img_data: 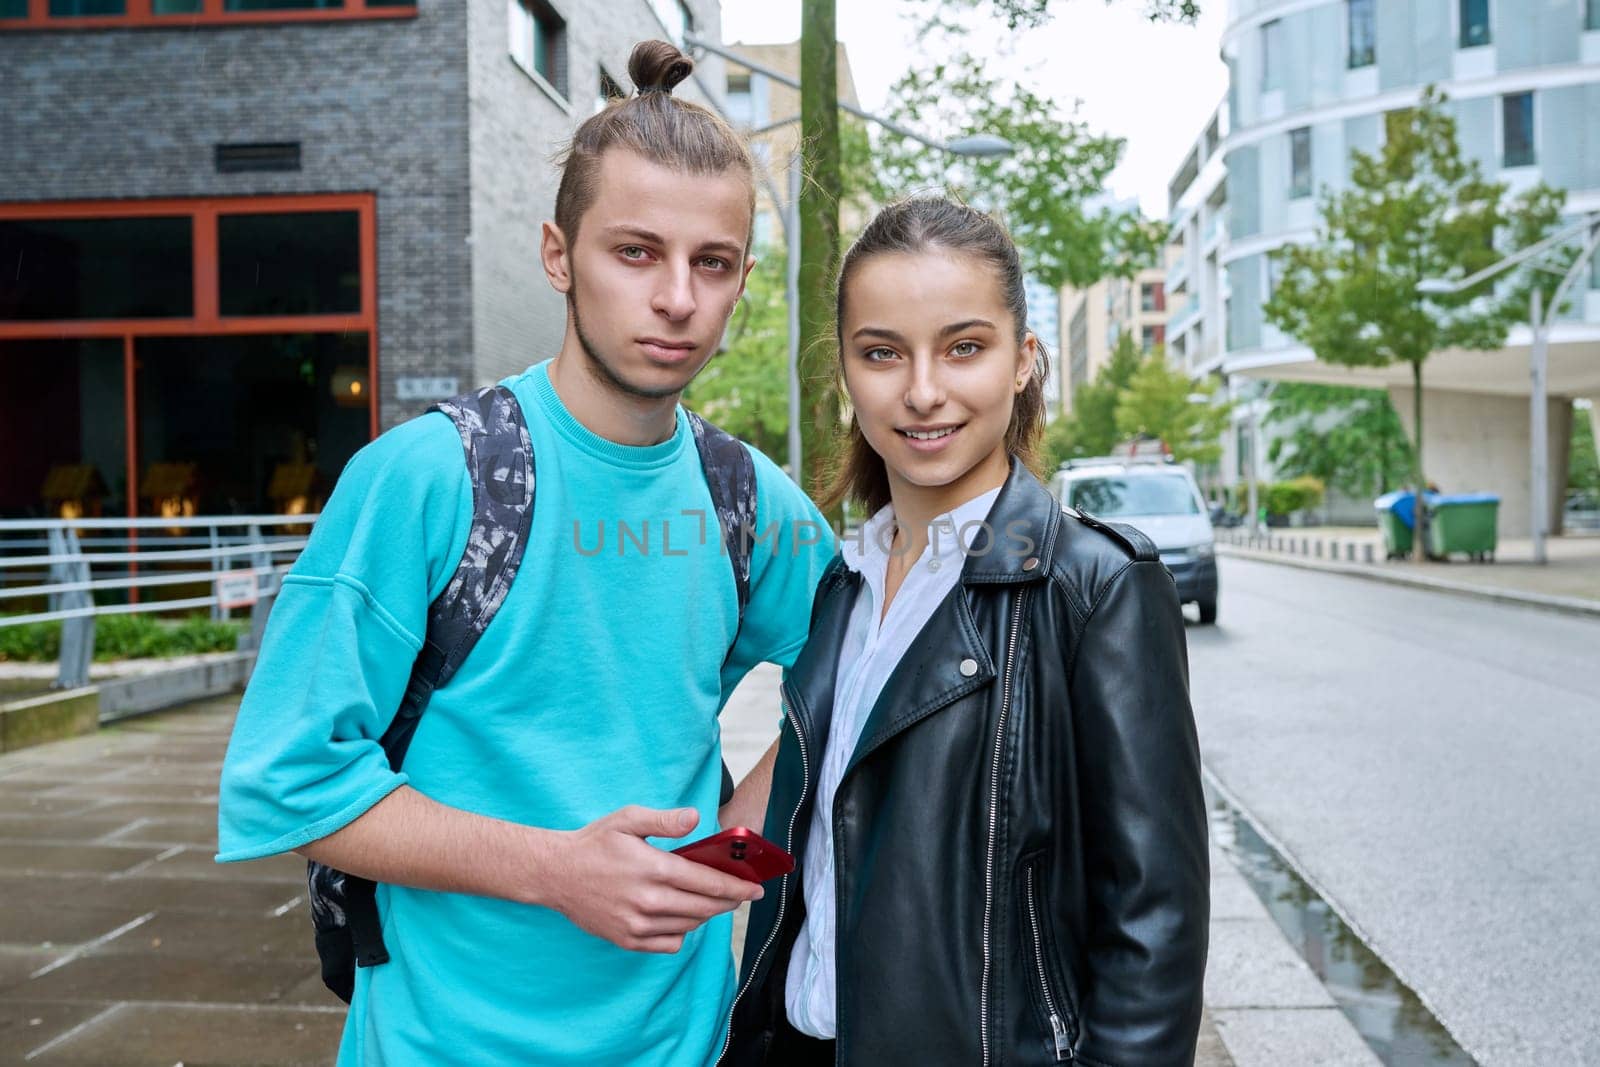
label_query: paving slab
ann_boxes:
[0,842,168,877]
[1211,1008,1381,1067]
[23,1003,347,1066]
[12,955,313,1006]
[0,1001,107,1063]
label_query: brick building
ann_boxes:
[0,0,725,519]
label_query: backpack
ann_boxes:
[306,384,758,1004]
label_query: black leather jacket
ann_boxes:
[723,462,1208,1067]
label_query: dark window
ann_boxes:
[649,0,692,42]
[1141,284,1158,312]
[727,72,754,127]
[0,217,192,321]
[218,211,359,317]
[136,332,370,515]
[1141,326,1160,352]
[1348,0,1376,68]
[1460,0,1490,48]
[224,0,342,9]
[1503,92,1535,167]
[0,339,128,518]
[511,0,567,98]
[48,0,124,13]
[1589,0,1600,31]
[1261,19,1284,90]
[1290,127,1313,198]
[1,0,30,15]
[153,0,202,11]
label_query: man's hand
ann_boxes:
[544,805,763,954]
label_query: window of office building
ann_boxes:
[649,0,692,44]
[509,0,567,98]
[1348,0,1376,68]
[1587,0,1600,31]
[596,67,624,114]
[1261,19,1284,90]
[1141,326,1164,352]
[1289,127,1312,199]
[5,0,410,28]
[726,72,754,128]
[1459,0,1490,48]
[1503,92,1535,167]
[0,195,376,519]
[1141,283,1163,313]
[0,216,193,320]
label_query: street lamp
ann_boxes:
[684,33,1016,482]
[1416,211,1600,564]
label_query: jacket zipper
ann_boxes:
[719,686,811,1063]
[1026,865,1073,1061]
[979,591,1028,1067]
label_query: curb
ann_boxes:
[1216,544,1600,619]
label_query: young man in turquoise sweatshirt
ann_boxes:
[217,42,833,1065]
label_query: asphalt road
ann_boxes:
[1188,557,1600,1066]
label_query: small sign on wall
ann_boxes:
[216,570,259,610]
[395,376,461,401]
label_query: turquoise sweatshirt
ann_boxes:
[217,360,834,1065]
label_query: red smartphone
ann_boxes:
[672,827,795,883]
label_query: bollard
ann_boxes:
[1347,543,1357,562]
[1363,543,1375,564]
[1315,541,1323,559]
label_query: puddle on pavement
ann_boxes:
[1208,789,1478,1066]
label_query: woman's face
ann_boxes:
[840,248,1035,503]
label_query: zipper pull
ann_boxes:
[1050,1013,1071,1061]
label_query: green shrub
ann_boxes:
[1264,476,1327,517]
[0,619,61,662]
[168,615,242,655]
[0,613,242,662]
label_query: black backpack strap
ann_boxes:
[349,384,536,968]
[686,411,757,622]
[685,412,758,809]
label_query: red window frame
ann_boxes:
[0,0,415,32]
[0,192,379,518]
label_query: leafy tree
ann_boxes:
[1114,350,1232,466]
[924,0,1200,29]
[866,50,1166,290]
[1042,333,1143,468]
[799,0,843,501]
[682,253,790,466]
[1262,87,1566,559]
[1264,382,1413,499]
[1571,403,1600,498]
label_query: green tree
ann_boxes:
[1263,383,1413,499]
[1114,350,1232,467]
[1042,334,1143,469]
[927,0,1200,29]
[682,253,790,465]
[1262,87,1566,560]
[799,0,843,501]
[867,50,1166,290]
[1571,403,1600,498]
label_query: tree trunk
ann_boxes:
[1411,359,1428,562]
[799,0,841,508]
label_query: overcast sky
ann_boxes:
[720,0,1228,220]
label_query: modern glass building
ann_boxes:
[1168,0,1600,532]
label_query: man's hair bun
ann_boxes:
[628,39,694,95]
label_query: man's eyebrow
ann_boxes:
[603,225,667,245]
[696,239,746,259]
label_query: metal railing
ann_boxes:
[0,514,317,690]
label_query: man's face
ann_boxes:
[544,149,755,400]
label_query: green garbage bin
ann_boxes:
[1374,491,1415,559]
[1425,493,1499,561]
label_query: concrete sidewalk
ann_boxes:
[0,673,1371,1065]
[1218,525,1600,615]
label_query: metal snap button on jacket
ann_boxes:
[959,658,979,677]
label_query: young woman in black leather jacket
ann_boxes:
[722,197,1209,1067]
